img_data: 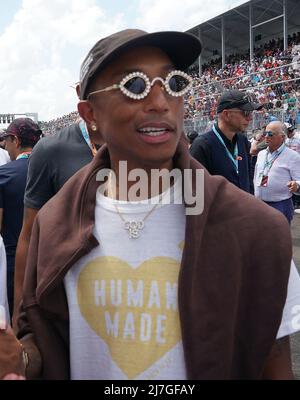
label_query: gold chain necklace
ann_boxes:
[107,174,166,239]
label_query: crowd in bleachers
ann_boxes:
[37,33,300,136]
[185,32,300,122]
[39,111,79,136]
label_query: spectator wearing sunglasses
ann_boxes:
[254,121,300,223]
[2,29,300,381]
[190,90,263,194]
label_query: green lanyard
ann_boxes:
[16,152,31,160]
[213,125,239,174]
[262,143,286,176]
[79,121,97,157]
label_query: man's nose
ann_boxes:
[143,81,170,113]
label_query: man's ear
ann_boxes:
[14,136,21,148]
[77,100,97,128]
[221,110,228,122]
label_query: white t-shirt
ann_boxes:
[277,260,300,339]
[64,182,300,380]
[0,149,10,166]
[65,180,187,380]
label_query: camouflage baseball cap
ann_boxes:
[2,118,42,144]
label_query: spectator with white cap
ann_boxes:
[285,122,300,154]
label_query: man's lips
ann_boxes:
[137,121,175,133]
[136,123,175,144]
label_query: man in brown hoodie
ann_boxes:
[0,29,298,380]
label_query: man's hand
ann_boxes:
[262,336,294,379]
[3,374,25,380]
[287,180,300,193]
[0,324,26,380]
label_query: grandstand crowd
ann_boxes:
[37,32,300,137]
[186,32,300,124]
[39,111,79,136]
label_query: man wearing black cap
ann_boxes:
[0,118,41,318]
[190,90,263,193]
[1,29,298,380]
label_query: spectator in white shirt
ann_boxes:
[285,123,300,154]
[0,148,10,167]
[284,123,300,210]
[254,121,300,223]
[0,132,10,165]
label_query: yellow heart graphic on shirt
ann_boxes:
[77,256,180,379]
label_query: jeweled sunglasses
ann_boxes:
[87,70,193,100]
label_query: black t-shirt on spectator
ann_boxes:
[24,123,94,209]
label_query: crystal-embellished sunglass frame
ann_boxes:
[87,70,193,100]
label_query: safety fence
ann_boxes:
[184,109,300,136]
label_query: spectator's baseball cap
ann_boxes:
[217,90,263,114]
[284,122,294,131]
[79,29,202,100]
[1,118,41,145]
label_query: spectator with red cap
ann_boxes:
[0,118,41,318]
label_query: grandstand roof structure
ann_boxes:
[187,0,300,72]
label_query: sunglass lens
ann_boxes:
[168,75,190,93]
[124,77,146,95]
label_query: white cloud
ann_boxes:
[0,0,125,120]
[135,0,248,32]
[0,0,248,120]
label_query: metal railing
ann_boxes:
[184,109,299,135]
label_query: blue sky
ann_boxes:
[0,0,247,120]
[0,1,21,34]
